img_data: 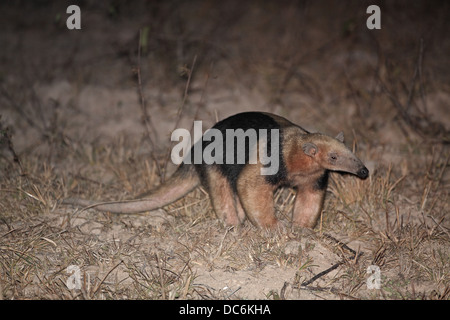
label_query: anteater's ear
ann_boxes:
[302,142,318,157]
[335,132,344,143]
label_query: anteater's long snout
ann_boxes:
[357,166,369,179]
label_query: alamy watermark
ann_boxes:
[66,5,81,30]
[366,5,381,30]
[170,121,280,176]
[66,265,82,290]
[66,265,95,291]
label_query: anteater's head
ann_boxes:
[302,132,369,179]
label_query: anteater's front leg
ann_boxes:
[291,187,326,228]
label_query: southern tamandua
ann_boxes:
[63,112,369,229]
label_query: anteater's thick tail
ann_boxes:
[63,164,199,214]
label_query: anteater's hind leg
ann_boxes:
[292,172,328,228]
[205,168,243,226]
[291,187,326,228]
[236,165,279,229]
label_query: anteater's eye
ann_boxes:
[329,153,337,161]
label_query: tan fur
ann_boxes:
[63,165,199,213]
[292,187,326,228]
